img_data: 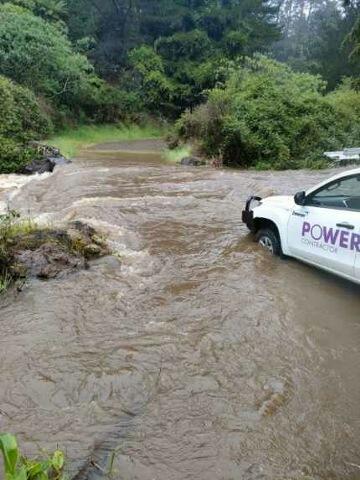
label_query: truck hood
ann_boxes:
[260,195,294,209]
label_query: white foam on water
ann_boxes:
[71,195,173,208]
[70,197,124,207]
[64,216,151,266]
[0,172,52,213]
[32,212,56,227]
[0,201,7,213]
[66,217,127,237]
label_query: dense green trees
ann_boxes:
[0,3,102,117]
[5,0,68,21]
[175,56,360,169]
[0,1,132,171]
[67,0,280,70]
[0,0,283,122]
[0,0,358,172]
[274,0,360,88]
[65,0,281,113]
[0,1,101,172]
[344,0,360,59]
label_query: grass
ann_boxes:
[47,123,166,158]
[0,210,37,253]
[0,270,12,294]
[0,210,39,294]
[163,145,192,163]
[0,209,44,295]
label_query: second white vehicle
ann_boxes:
[242,168,360,284]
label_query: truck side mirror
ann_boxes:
[294,191,307,206]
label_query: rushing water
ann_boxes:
[0,142,359,480]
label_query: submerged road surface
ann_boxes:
[0,142,359,480]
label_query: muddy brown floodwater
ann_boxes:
[0,141,360,480]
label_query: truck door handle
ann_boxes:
[292,211,307,218]
[336,222,355,230]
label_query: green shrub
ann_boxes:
[78,80,141,124]
[0,2,143,125]
[0,3,101,115]
[0,76,52,142]
[0,137,36,174]
[0,75,51,173]
[326,78,360,146]
[0,432,65,479]
[175,55,360,169]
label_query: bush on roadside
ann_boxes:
[0,76,52,141]
[0,75,52,173]
[0,137,37,174]
[175,55,360,169]
[74,78,142,124]
[326,78,360,146]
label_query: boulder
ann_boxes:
[68,220,96,238]
[21,157,55,175]
[21,142,71,175]
[48,155,70,167]
[180,156,206,166]
[14,242,86,279]
[83,243,102,258]
[10,222,110,282]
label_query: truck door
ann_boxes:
[288,173,360,280]
[356,251,360,280]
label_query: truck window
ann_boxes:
[307,174,360,210]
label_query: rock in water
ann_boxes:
[21,142,71,175]
[21,157,56,175]
[14,242,86,279]
[9,223,110,282]
[83,244,102,258]
[180,156,206,166]
[48,156,70,168]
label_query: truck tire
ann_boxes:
[255,228,282,256]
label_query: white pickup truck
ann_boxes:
[242,168,360,284]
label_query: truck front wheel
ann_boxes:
[255,228,282,256]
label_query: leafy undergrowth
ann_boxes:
[175,55,360,170]
[0,433,66,480]
[47,122,166,158]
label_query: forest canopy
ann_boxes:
[0,0,359,172]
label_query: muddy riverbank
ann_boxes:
[0,141,359,480]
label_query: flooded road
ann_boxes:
[0,143,359,480]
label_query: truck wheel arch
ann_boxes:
[252,218,284,254]
[253,218,280,237]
